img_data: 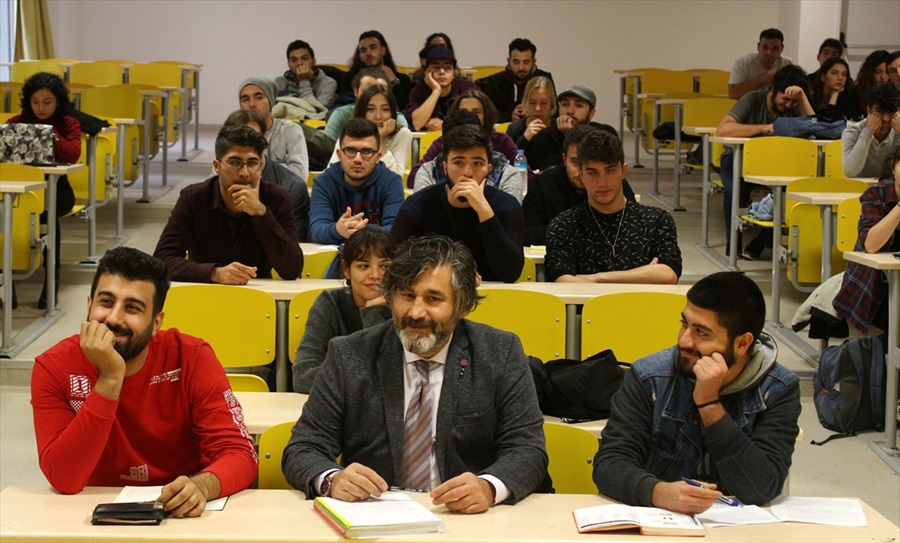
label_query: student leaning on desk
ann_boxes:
[30,248,258,518]
[594,272,801,514]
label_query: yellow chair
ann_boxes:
[258,421,294,489]
[302,249,339,279]
[79,86,144,182]
[467,289,565,361]
[288,288,330,361]
[226,373,269,392]
[516,256,536,282]
[470,65,504,81]
[494,122,511,134]
[641,92,709,154]
[129,63,187,144]
[581,291,686,364]
[622,67,664,132]
[544,421,598,494]
[836,195,862,252]
[823,139,844,178]
[318,63,350,72]
[162,285,276,369]
[0,164,45,276]
[117,84,162,157]
[783,177,869,287]
[416,130,442,159]
[68,61,126,86]
[682,97,735,177]
[697,70,731,95]
[739,137,818,230]
[307,170,321,189]
[69,131,116,212]
[1,81,23,114]
[10,60,64,82]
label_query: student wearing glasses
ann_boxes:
[406,47,478,132]
[153,125,302,284]
[308,119,405,244]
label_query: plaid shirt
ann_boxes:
[833,178,899,332]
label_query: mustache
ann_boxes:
[400,316,433,329]
[105,324,132,337]
[680,347,701,358]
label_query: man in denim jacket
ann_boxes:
[594,272,800,514]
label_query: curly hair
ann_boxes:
[20,72,70,119]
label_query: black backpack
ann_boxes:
[529,349,627,421]
[811,336,885,445]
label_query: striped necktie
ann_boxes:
[399,359,433,491]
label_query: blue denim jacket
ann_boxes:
[595,336,801,506]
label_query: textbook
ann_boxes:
[313,492,444,539]
[573,504,705,536]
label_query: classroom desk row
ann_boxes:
[225,278,691,392]
[234,390,606,438]
[2,485,896,543]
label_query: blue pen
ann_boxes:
[681,477,742,507]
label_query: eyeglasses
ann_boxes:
[341,147,378,159]
[430,63,455,73]
[222,158,262,172]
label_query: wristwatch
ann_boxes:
[319,471,337,497]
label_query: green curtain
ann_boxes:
[13,0,54,61]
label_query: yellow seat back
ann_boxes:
[303,119,326,130]
[258,421,295,489]
[10,60,64,82]
[302,249,339,279]
[582,292,686,364]
[162,285,276,368]
[742,137,818,177]
[471,65,504,81]
[69,132,116,205]
[836,195,862,252]
[226,373,269,392]
[0,164,45,273]
[149,60,197,88]
[79,87,144,181]
[467,289,566,361]
[494,122,511,134]
[129,63,185,143]
[640,92,708,151]
[1,82,23,114]
[68,61,126,86]
[622,68,664,131]
[515,256,537,283]
[288,288,330,361]
[823,140,844,178]
[116,84,162,154]
[697,70,731,95]
[544,421,598,494]
[683,97,735,135]
[417,130,442,159]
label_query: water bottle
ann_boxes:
[514,149,528,197]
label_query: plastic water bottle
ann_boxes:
[514,149,528,197]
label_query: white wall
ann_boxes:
[46,0,844,126]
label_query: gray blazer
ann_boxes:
[282,319,549,503]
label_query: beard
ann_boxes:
[677,343,737,378]
[107,322,154,362]
[394,314,458,356]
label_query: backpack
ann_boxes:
[528,349,627,421]
[811,336,885,445]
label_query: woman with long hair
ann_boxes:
[505,76,557,149]
[855,50,891,116]
[810,57,862,120]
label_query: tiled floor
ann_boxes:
[1,127,897,521]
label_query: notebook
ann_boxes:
[0,123,56,165]
[573,504,706,536]
[314,492,444,539]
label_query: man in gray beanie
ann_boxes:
[239,77,309,181]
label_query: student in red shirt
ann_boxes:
[31,247,258,517]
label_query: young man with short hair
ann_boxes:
[283,235,550,512]
[32,247,258,517]
[523,124,635,246]
[476,38,554,123]
[406,47,479,132]
[842,83,900,178]
[239,77,309,180]
[308,118,405,244]
[154,125,302,283]
[595,272,801,514]
[545,130,680,284]
[392,125,524,283]
[728,28,793,100]
[275,39,337,107]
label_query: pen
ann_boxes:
[680,477,742,507]
[389,486,430,493]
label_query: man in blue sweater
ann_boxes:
[308,118,405,244]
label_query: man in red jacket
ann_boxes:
[31,247,258,517]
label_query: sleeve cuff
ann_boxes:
[478,474,509,505]
[313,468,341,497]
[635,474,660,507]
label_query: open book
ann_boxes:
[573,504,705,536]
[314,492,444,539]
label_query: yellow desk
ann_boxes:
[843,251,900,475]
[787,191,863,282]
[1,486,897,543]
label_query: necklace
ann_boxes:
[589,202,626,257]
